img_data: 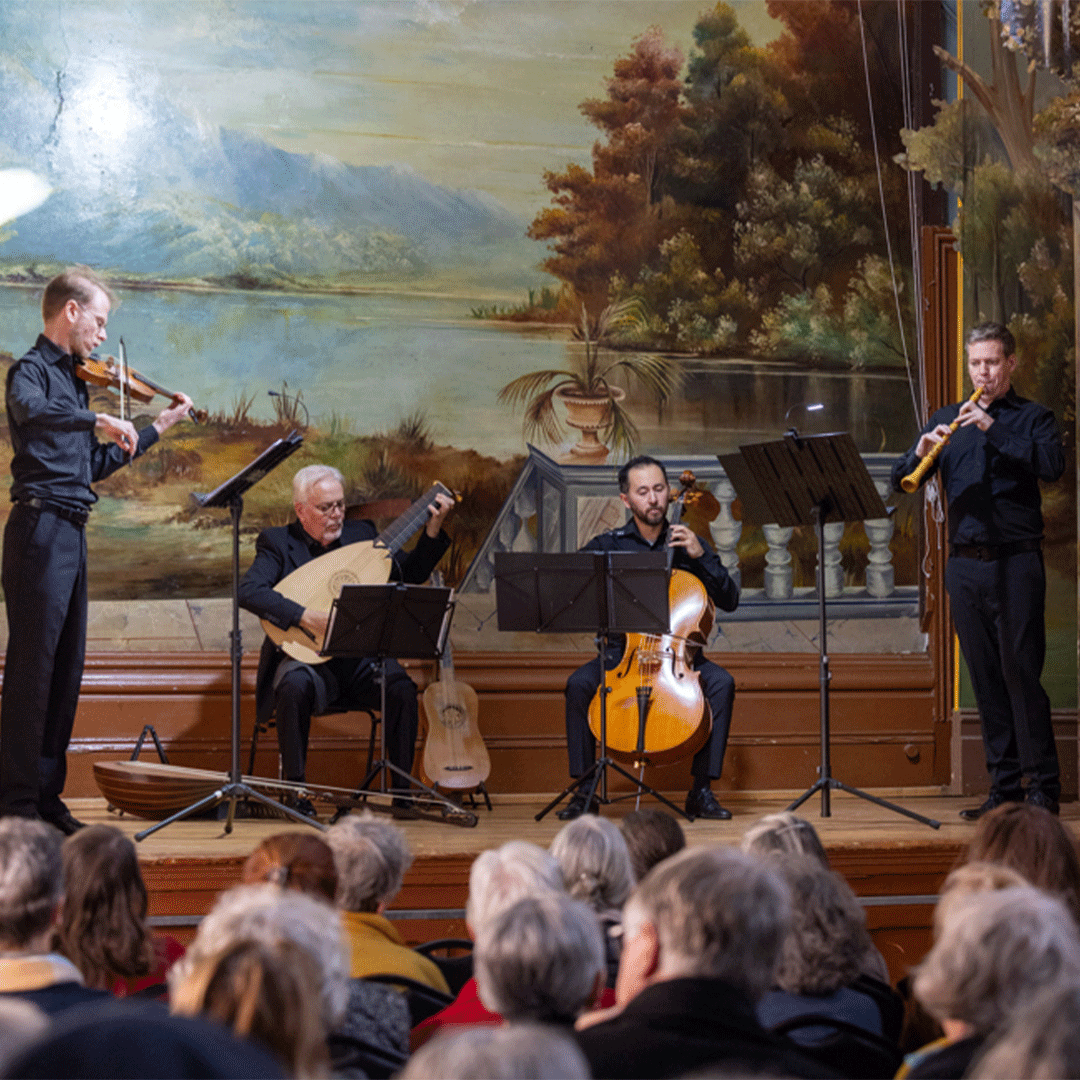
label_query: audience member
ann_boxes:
[741,811,830,868]
[907,885,1080,1078]
[57,824,184,998]
[932,861,1028,936]
[963,800,1080,923]
[171,937,329,1079]
[3,999,286,1078]
[241,830,410,1062]
[412,840,566,1046]
[0,998,48,1074]
[969,984,1080,1079]
[757,856,886,1042]
[550,815,634,986]
[0,818,110,1015]
[325,811,450,992]
[400,1023,590,1080]
[619,808,685,882]
[573,845,830,1079]
[475,895,605,1025]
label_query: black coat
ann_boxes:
[238,518,449,723]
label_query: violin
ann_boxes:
[587,471,714,767]
[76,343,207,423]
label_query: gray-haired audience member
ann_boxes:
[0,818,110,1014]
[574,845,828,1079]
[168,883,350,1032]
[401,1023,590,1080]
[325,810,449,991]
[475,895,605,1025]
[757,857,885,1043]
[741,811,830,868]
[619,808,685,881]
[970,984,1080,1079]
[551,816,635,986]
[907,885,1080,1079]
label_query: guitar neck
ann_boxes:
[376,483,452,554]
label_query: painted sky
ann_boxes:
[0,1,782,219]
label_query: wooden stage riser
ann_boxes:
[55,650,963,799]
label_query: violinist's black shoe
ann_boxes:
[1026,789,1061,816]
[959,789,1023,821]
[557,791,599,820]
[685,787,731,821]
[41,808,86,835]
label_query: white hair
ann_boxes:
[167,883,350,1027]
[0,818,62,950]
[465,841,564,933]
[550,814,635,914]
[293,464,344,505]
[326,810,412,911]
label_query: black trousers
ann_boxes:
[0,504,88,816]
[565,646,735,781]
[945,550,1059,799]
[272,656,419,783]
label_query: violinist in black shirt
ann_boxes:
[1,267,193,832]
[892,322,1064,819]
[560,456,740,821]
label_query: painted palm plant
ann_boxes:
[498,298,683,460]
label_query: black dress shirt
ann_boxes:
[6,334,159,510]
[890,388,1064,544]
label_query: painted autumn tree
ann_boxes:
[528,1,919,368]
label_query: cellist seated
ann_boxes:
[238,464,454,816]
[560,456,739,821]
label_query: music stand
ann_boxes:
[493,551,690,822]
[719,431,941,829]
[322,582,471,822]
[136,431,312,841]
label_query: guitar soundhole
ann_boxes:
[328,569,359,593]
[439,704,468,730]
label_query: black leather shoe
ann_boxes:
[1026,789,1061,816]
[41,809,85,835]
[556,791,599,820]
[685,788,732,821]
[959,790,1023,821]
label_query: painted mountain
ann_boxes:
[0,88,525,289]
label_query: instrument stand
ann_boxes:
[135,433,311,842]
[720,432,941,830]
[321,583,477,827]
[492,552,689,823]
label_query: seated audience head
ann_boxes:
[56,824,156,989]
[933,861,1028,936]
[616,845,790,1006]
[741,811,830,868]
[326,810,411,912]
[400,1023,591,1080]
[240,832,338,903]
[619,808,685,881]
[169,882,349,1032]
[550,814,635,914]
[170,937,328,1079]
[963,801,1080,923]
[465,840,564,936]
[971,984,1080,1079]
[0,818,62,953]
[474,894,605,1024]
[771,855,875,996]
[914,884,1080,1039]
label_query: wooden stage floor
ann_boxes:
[75,790,1080,985]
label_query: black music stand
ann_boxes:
[323,582,475,824]
[135,431,312,841]
[493,551,690,822]
[720,431,940,829]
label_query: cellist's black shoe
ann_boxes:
[557,791,599,820]
[959,790,1023,821]
[685,788,731,821]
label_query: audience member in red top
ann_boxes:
[56,824,184,998]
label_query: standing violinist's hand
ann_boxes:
[95,413,139,455]
[425,492,455,538]
[153,392,195,435]
[667,523,703,559]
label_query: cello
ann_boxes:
[587,472,713,767]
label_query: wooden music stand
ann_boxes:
[720,431,940,830]
[493,551,691,822]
